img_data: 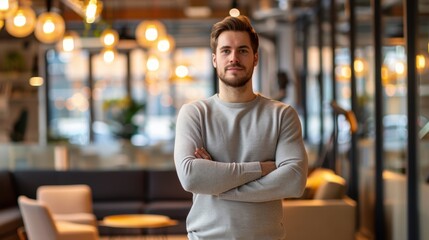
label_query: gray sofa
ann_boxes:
[0,169,192,239]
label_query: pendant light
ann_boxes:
[35,11,65,44]
[100,28,119,47]
[156,34,175,53]
[34,0,65,44]
[229,0,240,17]
[5,5,36,38]
[0,0,18,19]
[101,47,117,63]
[84,0,102,24]
[135,20,166,48]
[146,54,160,72]
[56,31,81,52]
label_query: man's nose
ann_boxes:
[229,51,239,63]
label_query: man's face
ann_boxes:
[212,31,258,88]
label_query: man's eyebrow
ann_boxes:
[219,45,250,50]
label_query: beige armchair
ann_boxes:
[18,196,98,240]
[37,185,97,227]
[282,168,357,240]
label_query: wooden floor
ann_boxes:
[100,233,369,240]
[100,235,188,240]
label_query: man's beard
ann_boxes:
[217,64,253,88]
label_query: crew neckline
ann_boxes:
[213,93,261,108]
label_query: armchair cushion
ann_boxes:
[305,168,347,200]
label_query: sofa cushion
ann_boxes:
[13,170,146,202]
[93,201,145,220]
[0,207,23,239]
[58,170,146,202]
[12,170,60,199]
[0,171,17,209]
[145,170,192,201]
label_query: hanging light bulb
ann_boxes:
[100,28,119,47]
[0,0,18,20]
[35,12,65,44]
[29,76,43,86]
[146,54,160,72]
[157,34,175,53]
[229,0,240,17]
[229,8,240,17]
[84,0,102,24]
[101,47,117,63]
[56,31,81,52]
[135,20,166,48]
[5,6,36,38]
[416,54,426,72]
[353,58,366,77]
[175,65,189,78]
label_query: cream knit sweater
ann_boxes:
[174,94,308,240]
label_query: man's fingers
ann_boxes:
[195,147,211,160]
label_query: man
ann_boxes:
[174,15,308,239]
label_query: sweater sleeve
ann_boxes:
[218,107,308,202]
[174,103,262,195]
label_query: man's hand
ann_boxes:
[260,161,276,176]
[195,147,212,160]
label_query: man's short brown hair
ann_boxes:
[210,15,259,54]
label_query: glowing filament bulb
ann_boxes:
[145,25,158,41]
[395,62,405,75]
[354,59,364,74]
[62,36,75,52]
[0,0,9,10]
[103,48,115,63]
[104,34,114,45]
[229,8,240,17]
[157,39,170,52]
[85,0,97,23]
[416,54,425,70]
[175,65,189,78]
[147,55,159,71]
[43,19,55,34]
[13,10,26,27]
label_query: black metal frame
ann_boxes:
[405,1,419,240]
[372,0,385,239]
[347,0,359,231]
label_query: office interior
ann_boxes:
[0,0,428,240]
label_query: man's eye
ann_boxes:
[239,49,249,54]
[221,50,230,54]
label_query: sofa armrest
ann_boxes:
[282,198,356,240]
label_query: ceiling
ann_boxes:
[1,0,423,48]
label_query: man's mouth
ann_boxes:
[226,65,244,71]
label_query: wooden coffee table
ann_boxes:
[99,214,178,239]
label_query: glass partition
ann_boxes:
[45,40,214,148]
[46,49,91,145]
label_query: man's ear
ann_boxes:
[212,53,217,68]
[254,52,259,67]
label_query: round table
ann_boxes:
[99,214,178,239]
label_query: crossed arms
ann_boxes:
[194,147,276,177]
[174,103,308,202]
